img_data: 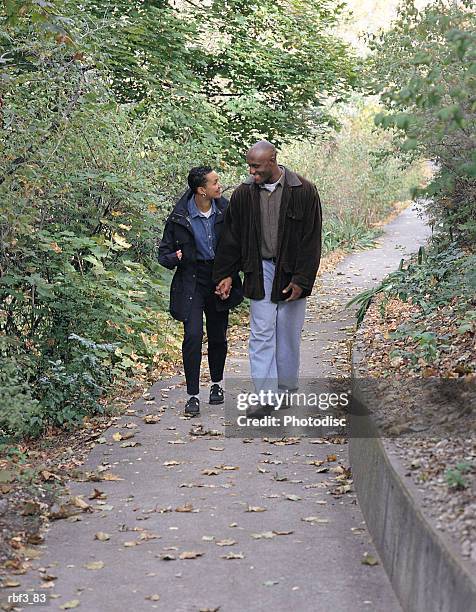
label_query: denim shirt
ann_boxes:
[187,195,218,261]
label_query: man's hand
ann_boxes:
[216,276,232,300]
[282,282,303,302]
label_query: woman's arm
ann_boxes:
[158,220,181,270]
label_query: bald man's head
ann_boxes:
[246,140,281,185]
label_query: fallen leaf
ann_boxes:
[89,489,107,500]
[71,496,92,511]
[163,461,181,467]
[251,532,275,540]
[263,580,279,587]
[60,600,80,610]
[143,415,161,424]
[215,539,236,546]
[121,440,141,448]
[94,532,110,542]
[285,494,301,501]
[301,516,329,525]
[84,561,104,570]
[2,578,21,587]
[361,553,379,566]
[202,469,220,476]
[145,594,161,601]
[49,504,80,520]
[179,551,204,559]
[221,552,244,560]
[246,505,266,512]
[102,473,124,481]
[175,503,194,513]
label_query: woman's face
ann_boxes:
[198,171,222,200]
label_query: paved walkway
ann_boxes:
[16,204,431,611]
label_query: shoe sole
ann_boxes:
[209,398,224,405]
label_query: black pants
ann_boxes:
[182,261,228,395]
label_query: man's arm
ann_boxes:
[212,192,242,284]
[290,184,322,292]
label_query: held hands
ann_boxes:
[215,276,232,300]
[282,282,303,302]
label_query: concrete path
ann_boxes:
[13,204,431,612]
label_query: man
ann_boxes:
[213,140,322,415]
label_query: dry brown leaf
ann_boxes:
[101,473,124,481]
[179,551,204,559]
[202,468,221,476]
[143,415,161,424]
[215,539,236,546]
[221,552,244,560]
[175,503,194,513]
[2,578,21,587]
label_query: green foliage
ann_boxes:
[0,0,360,439]
[348,242,475,370]
[366,0,476,243]
[445,462,473,490]
[281,97,424,253]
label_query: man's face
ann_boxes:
[246,150,276,185]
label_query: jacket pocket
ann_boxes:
[286,208,304,221]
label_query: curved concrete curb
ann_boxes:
[349,346,476,612]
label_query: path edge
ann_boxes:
[349,344,476,612]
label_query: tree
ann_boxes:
[366,0,476,243]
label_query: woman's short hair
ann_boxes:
[187,166,213,193]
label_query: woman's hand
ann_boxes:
[176,249,182,261]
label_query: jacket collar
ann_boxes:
[188,194,218,219]
[170,189,227,218]
[244,166,302,188]
[169,189,226,228]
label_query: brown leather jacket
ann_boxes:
[212,167,322,302]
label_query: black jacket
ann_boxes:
[213,167,322,302]
[158,190,243,322]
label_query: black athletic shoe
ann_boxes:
[185,396,200,417]
[209,384,224,405]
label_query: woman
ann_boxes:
[158,166,243,416]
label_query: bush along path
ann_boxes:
[4,204,431,612]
